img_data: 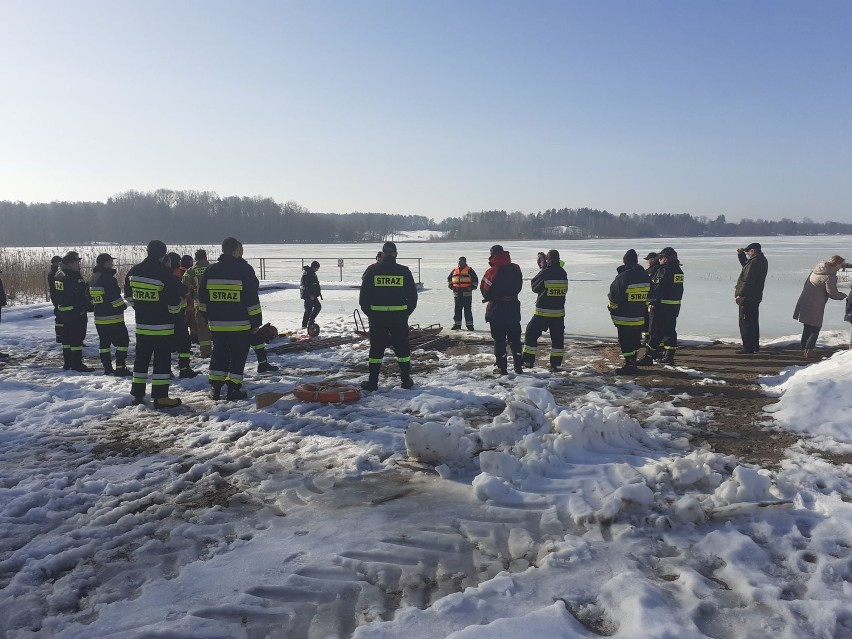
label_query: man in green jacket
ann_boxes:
[735,242,769,354]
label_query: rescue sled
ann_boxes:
[353,309,443,347]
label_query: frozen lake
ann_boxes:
[242,235,852,340]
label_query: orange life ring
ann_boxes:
[292,381,361,403]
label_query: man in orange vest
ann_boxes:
[447,256,479,330]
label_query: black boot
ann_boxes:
[661,349,675,365]
[71,351,94,373]
[178,356,199,378]
[100,352,114,375]
[636,352,656,366]
[466,324,474,331]
[225,381,248,401]
[495,354,508,376]
[399,361,414,389]
[62,348,71,370]
[361,362,380,391]
[615,355,639,375]
[513,353,524,374]
[211,381,224,400]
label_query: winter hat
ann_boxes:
[382,241,397,256]
[489,245,504,257]
[659,246,677,259]
[95,253,114,266]
[623,249,638,266]
[51,255,62,265]
[61,251,81,264]
[744,242,762,252]
[310,260,320,269]
[146,240,168,259]
[458,256,467,265]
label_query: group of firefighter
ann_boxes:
[48,238,282,408]
[446,245,684,376]
[39,239,683,403]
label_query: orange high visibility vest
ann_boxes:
[451,266,473,290]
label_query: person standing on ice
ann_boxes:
[88,253,131,376]
[793,254,847,359]
[481,244,524,375]
[199,237,263,401]
[55,251,95,372]
[734,242,769,354]
[638,246,684,366]
[522,249,568,371]
[300,260,322,330]
[125,240,184,408]
[447,256,478,331]
[607,249,651,374]
[359,241,418,391]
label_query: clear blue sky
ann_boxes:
[1,0,850,222]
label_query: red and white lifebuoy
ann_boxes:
[292,381,361,403]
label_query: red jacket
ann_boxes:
[480,251,522,322]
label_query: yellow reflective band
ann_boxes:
[533,308,565,317]
[368,357,384,364]
[522,346,536,355]
[58,305,74,311]
[674,274,684,284]
[90,290,105,304]
[661,299,682,305]
[95,318,125,325]
[370,305,408,311]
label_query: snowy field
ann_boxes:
[1,235,852,638]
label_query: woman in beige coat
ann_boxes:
[793,255,848,358]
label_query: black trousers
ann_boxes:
[368,314,411,366]
[63,315,88,360]
[96,322,129,366]
[647,305,679,355]
[523,315,565,367]
[616,325,643,358]
[209,331,252,387]
[302,299,321,327]
[452,293,474,325]
[132,334,172,399]
[173,314,192,358]
[738,301,761,352]
[489,317,522,369]
[249,330,270,363]
[801,324,821,350]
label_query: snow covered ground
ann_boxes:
[2,285,852,638]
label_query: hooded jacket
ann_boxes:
[300,266,321,300]
[793,261,847,327]
[649,260,684,315]
[89,265,127,325]
[480,251,522,322]
[735,252,769,302]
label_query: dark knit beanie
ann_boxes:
[623,249,638,266]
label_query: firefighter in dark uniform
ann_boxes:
[300,260,322,330]
[55,251,94,372]
[642,252,660,347]
[448,256,478,331]
[89,253,131,376]
[359,241,418,391]
[481,245,524,375]
[608,249,651,374]
[167,252,199,378]
[125,240,184,408]
[638,246,684,366]
[47,255,63,344]
[522,249,568,371]
[199,237,263,401]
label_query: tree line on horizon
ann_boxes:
[1,190,849,246]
